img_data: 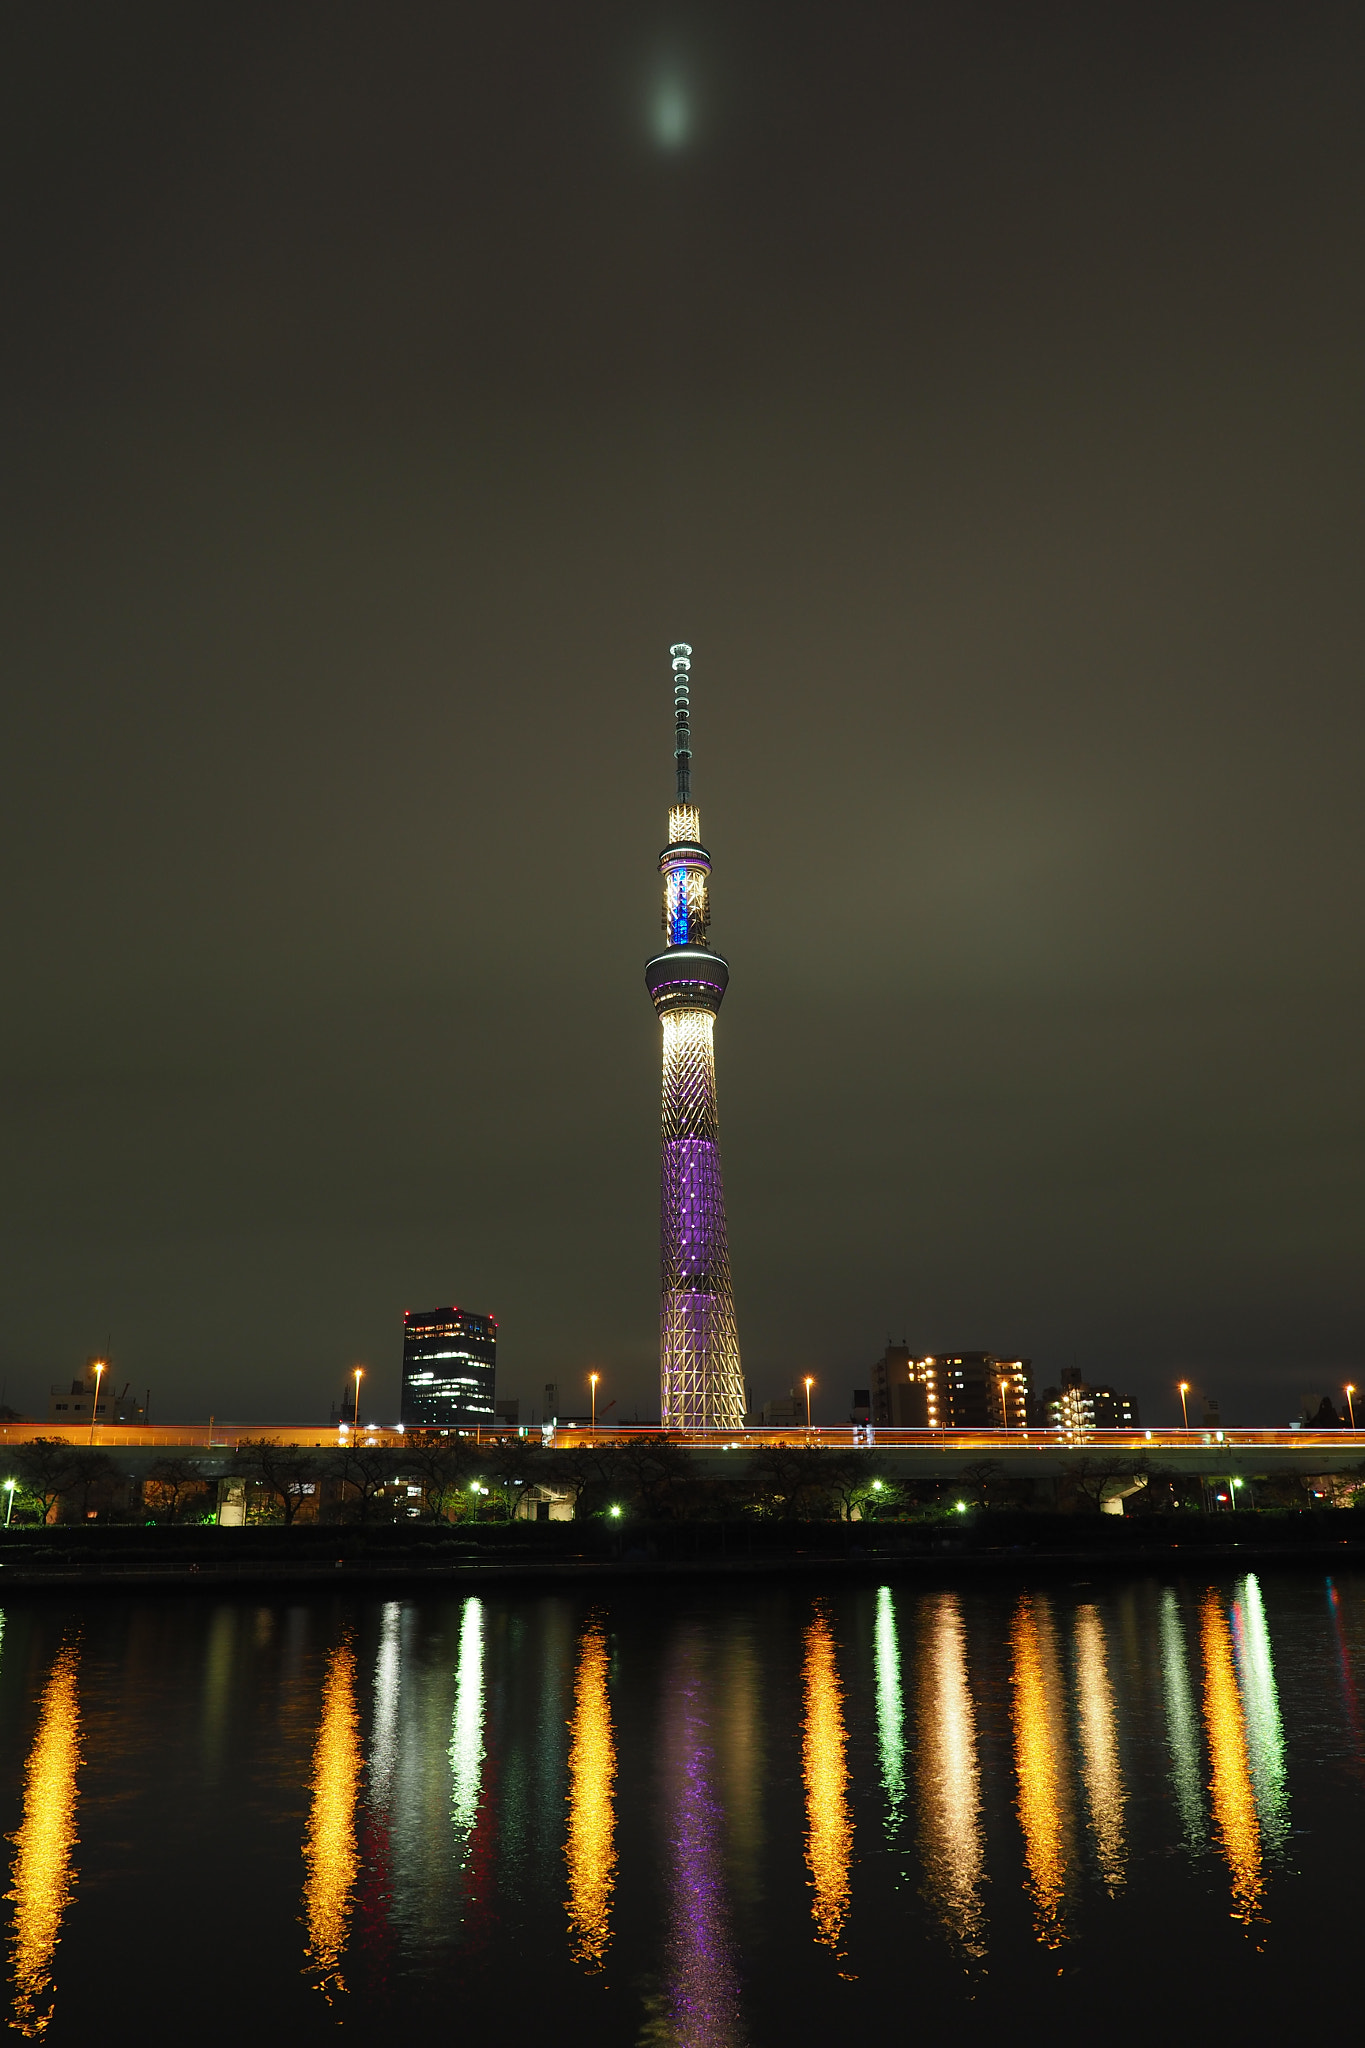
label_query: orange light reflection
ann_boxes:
[918,1592,985,1954]
[565,1618,616,1970]
[1201,1594,1262,1924]
[1010,1594,1070,1946]
[1074,1605,1126,1892]
[303,1640,361,2001]
[802,1604,853,1962]
[7,1642,81,2039]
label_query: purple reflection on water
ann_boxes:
[660,1639,745,2048]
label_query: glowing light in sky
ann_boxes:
[565,1618,616,1970]
[918,1592,985,1954]
[450,1598,485,1856]
[1074,1605,1126,1892]
[1201,1593,1262,1924]
[1010,1594,1070,1947]
[1159,1589,1205,1852]
[873,1586,905,1840]
[650,71,692,148]
[8,1641,80,2039]
[303,1640,361,2002]
[802,1604,852,1961]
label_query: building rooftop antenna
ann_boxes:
[671,642,692,803]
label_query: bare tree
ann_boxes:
[13,1439,112,1523]
[234,1440,324,1526]
[402,1435,476,1521]
[744,1445,838,1520]
[953,1460,1035,1511]
[1061,1457,1149,1514]
[335,1441,398,1523]
[609,1434,690,1518]
[819,1454,873,1521]
[144,1458,213,1525]
[479,1436,548,1521]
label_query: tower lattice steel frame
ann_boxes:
[645,644,745,1430]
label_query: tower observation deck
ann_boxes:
[645,644,745,1430]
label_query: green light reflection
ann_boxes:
[1233,1574,1288,1855]
[1159,1589,1205,1852]
[449,1597,485,1857]
[874,1586,905,1840]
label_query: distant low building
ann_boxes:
[48,1361,146,1426]
[400,1306,497,1430]
[870,1345,1032,1429]
[495,1397,520,1425]
[761,1391,804,1425]
[1035,1368,1139,1438]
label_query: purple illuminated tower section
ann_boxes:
[645,644,745,1431]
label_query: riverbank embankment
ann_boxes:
[1,1511,1364,1591]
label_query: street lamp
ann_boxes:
[90,1360,107,1444]
[1347,1384,1357,1430]
[804,1376,815,1433]
[589,1372,599,1437]
[353,1368,364,1429]
[999,1377,1011,1432]
[1178,1381,1190,1431]
[4,1480,15,1529]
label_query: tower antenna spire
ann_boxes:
[646,639,744,1433]
[671,642,692,803]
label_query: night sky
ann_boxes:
[4,3,1364,1427]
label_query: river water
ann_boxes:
[0,1567,1359,2041]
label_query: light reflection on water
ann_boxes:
[649,1631,745,2048]
[0,1569,1341,2036]
[7,1639,80,2039]
[1010,1594,1071,1947]
[565,1615,616,1971]
[916,1591,985,1955]
[1231,1575,1287,1855]
[1201,1592,1263,1923]
[1325,1577,1362,1749]
[873,1586,905,1842]
[802,1602,853,1965]
[450,1597,485,1859]
[1160,1588,1206,1851]
[1074,1604,1126,1893]
[302,1638,361,2002]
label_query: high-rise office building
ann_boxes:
[870,1344,1032,1429]
[400,1306,497,1429]
[645,644,744,1431]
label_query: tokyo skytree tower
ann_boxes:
[645,644,745,1431]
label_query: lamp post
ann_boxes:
[804,1376,814,1434]
[89,1360,106,1444]
[589,1372,599,1437]
[1347,1384,1357,1430]
[353,1368,363,1429]
[4,1480,15,1529]
[1000,1377,1011,1433]
[1178,1381,1190,1431]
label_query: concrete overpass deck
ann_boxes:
[0,1421,1359,1481]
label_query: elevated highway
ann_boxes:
[0,1421,1360,1486]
